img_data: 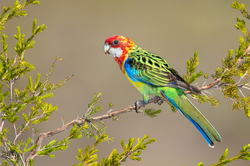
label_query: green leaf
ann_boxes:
[219,149,228,161]
[235,17,246,34]
[27,76,33,91]
[38,139,69,157]
[204,73,208,79]
[22,113,28,122]
[2,34,8,54]
[69,124,83,140]
[183,51,203,84]
[32,19,37,34]
[197,162,204,166]
[241,144,250,153]
[130,156,141,161]
[144,108,161,118]
[85,92,103,117]
[232,1,250,19]
[121,139,126,151]
[34,73,41,90]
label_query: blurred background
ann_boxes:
[1,0,250,165]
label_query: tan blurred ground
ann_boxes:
[1,0,250,165]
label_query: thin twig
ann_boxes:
[241,85,250,90]
[18,152,26,166]
[237,86,246,97]
[185,77,222,94]
[9,80,14,103]
[236,71,248,85]
[117,150,140,164]
[13,123,17,143]
[13,112,46,144]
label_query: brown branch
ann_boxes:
[185,77,222,94]
[25,105,131,164]
[185,45,249,94]
[25,96,162,165]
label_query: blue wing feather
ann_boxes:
[124,58,165,86]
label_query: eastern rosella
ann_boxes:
[104,35,222,147]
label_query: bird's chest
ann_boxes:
[124,71,158,95]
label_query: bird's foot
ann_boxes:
[134,100,145,113]
[154,96,165,105]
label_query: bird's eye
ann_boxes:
[113,40,119,45]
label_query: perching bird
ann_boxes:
[104,35,222,147]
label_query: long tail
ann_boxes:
[160,88,222,147]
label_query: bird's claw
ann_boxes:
[134,100,145,113]
[154,96,165,105]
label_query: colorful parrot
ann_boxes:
[104,35,222,147]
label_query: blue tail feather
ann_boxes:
[185,114,214,147]
[160,90,217,147]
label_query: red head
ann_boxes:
[104,35,135,71]
[104,35,134,58]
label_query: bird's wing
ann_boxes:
[124,50,177,86]
[124,49,200,93]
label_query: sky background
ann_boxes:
[1,0,250,165]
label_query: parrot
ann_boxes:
[104,35,222,147]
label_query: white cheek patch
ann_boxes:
[109,47,123,58]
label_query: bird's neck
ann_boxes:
[115,44,136,72]
[114,55,126,72]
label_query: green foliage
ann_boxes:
[191,93,219,108]
[196,2,250,164]
[183,51,204,84]
[0,1,72,165]
[235,17,246,34]
[181,51,219,107]
[85,92,103,117]
[166,100,177,112]
[0,0,40,34]
[144,108,161,118]
[74,134,156,166]
[14,19,46,55]
[81,92,110,140]
[210,0,250,117]
[82,121,107,139]
[69,124,85,140]
[37,139,70,158]
[232,97,250,117]
[107,102,119,121]
[73,134,108,166]
[232,1,250,20]
[198,144,250,166]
